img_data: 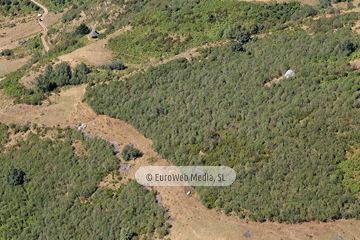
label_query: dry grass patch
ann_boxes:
[0,18,41,51]
[350,58,360,70]
[3,129,31,149]
[19,65,46,89]
[264,75,283,87]
[57,25,131,67]
[72,139,90,156]
[0,57,30,76]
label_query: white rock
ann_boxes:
[284,69,295,79]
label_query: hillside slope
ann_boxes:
[85,27,360,222]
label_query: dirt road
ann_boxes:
[31,0,50,52]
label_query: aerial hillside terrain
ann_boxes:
[2,0,360,239]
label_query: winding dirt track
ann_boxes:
[31,0,50,52]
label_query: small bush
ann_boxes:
[75,23,90,35]
[62,9,80,22]
[1,49,13,56]
[99,61,126,70]
[229,40,244,52]
[121,144,142,161]
[6,168,25,186]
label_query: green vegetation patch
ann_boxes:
[0,0,40,16]
[121,144,143,161]
[35,62,90,93]
[339,148,360,196]
[108,0,315,63]
[86,28,360,223]
[0,127,168,239]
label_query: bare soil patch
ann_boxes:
[72,139,90,156]
[0,85,94,126]
[264,75,283,87]
[0,7,62,76]
[350,58,360,70]
[42,11,63,28]
[0,15,41,76]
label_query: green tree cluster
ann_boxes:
[6,168,25,186]
[0,126,169,239]
[35,62,90,93]
[85,27,360,223]
[107,0,306,63]
[0,49,13,56]
[99,61,126,70]
[0,0,39,15]
[75,23,90,35]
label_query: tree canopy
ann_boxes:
[85,27,360,223]
[0,125,169,239]
[6,168,25,186]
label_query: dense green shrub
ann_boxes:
[99,60,126,70]
[108,0,305,63]
[0,49,13,56]
[75,23,90,35]
[0,128,168,239]
[6,168,25,186]
[35,62,90,93]
[310,12,359,34]
[121,144,143,161]
[229,40,244,52]
[290,4,318,20]
[86,28,360,222]
[15,92,46,105]
[71,62,91,84]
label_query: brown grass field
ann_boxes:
[0,16,41,51]
[57,25,132,67]
[0,57,29,77]
[0,16,40,76]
